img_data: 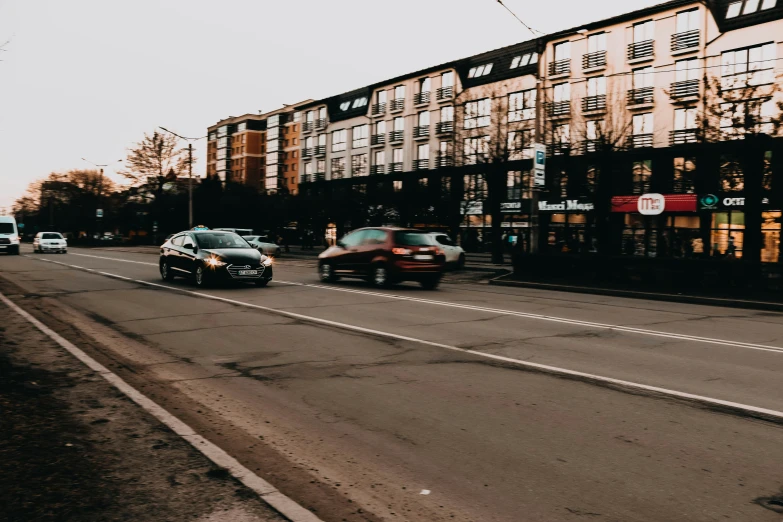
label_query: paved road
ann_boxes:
[2,246,782,522]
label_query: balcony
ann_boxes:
[629,133,654,148]
[389,162,403,173]
[583,140,603,154]
[436,154,454,168]
[314,145,326,156]
[582,95,607,113]
[548,143,571,156]
[670,129,700,145]
[370,165,385,176]
[302,121,314,132]
[302,148,313,158]
[414,92,431,105]
[547,101,571,118]
[413,159,429,170]
[627,40,654,61]
[371,102,386,116]
[414,126,430,139]
[371,133,386,146]
[315,118,327,130]
[390,98,405,112]
[671,30,699,53]
[582,51,607,70]
[437,86,454,101]
[627,87,654,107]
[314,172,326,182]
[669,79,699,100]
[436,121,454,134]
[548,59,571,77]
[389,130,404,142]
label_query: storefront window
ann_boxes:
[720,155,744,192]
[711,211,744,258]
[761,211,780,263]
[622,214,703,258]
[673,157,696,193]
[585,166,598,195]
[632,160,652,195]
[762,151,773,191]
[547,213,592,253]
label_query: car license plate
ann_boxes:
[413,254,433,261]
[238,270,258,276]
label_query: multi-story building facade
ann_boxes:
[207,114,267,186]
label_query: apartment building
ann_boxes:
[536,0,783,261]
[207,114,267,186]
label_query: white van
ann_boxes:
[0,216,20,255]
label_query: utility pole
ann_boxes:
[82,158,122,240]
[159,127,205,229]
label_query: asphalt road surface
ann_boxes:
[2,245,783,522]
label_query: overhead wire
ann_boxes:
[495,0,545,37]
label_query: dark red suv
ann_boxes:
[318,227,446,289]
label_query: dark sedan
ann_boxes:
[159,230,273,287]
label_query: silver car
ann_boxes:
[34,232,68,254]
[243,235,281,257]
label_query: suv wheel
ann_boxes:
[371,265,390,288]
[319,262,337,282]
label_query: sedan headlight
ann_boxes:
[262,257,273,267]
[206,257,226,267]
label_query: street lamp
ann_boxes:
[159,127,206,229]
[82,158,123,239]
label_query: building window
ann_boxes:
[316,159,326,174]
[554,41,570,61]
[673,157,696,193]
[632,160,652,194]
[394,85,405,100]
[418,111,430,126]
[633,66,654,90]
[318,107,327,120]
[633,19,655,44]
[352,154,368,177]
[468,63,494,78]
[464,98,491,129]
[510,52,538,69]
[375,120,386,135]
[587,32,606,54]
[507,171,531,199]
[332,130,346,152]
[377,90,387,104]
[294,112,301,122]
[441,106,454,122]
[553,123,570,153]
[674,107,697,131]
[720,154,745,191]
[394,180,403,192]
[632,113,654,147]
[374,150,385,169]
[463,136,489,165]
[508,129,533,160]
[722,43,776,88]
[352,124,369,148]
[676,9,699,34]
[418,77,431,93]
[509,89,536,121]
[553,82,570,103]
[441,71,454,87]
[340,101,351,111]
[675,58,699,84]
[464,174,487,201]
[352,97,368,109]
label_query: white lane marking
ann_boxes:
[47,252,783,355]
[0,290,323,522]
[29,257,783,422]
[70,252,158,266]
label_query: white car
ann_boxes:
[429,232,465,269]
[33,232,68,254]
[243,235,281,257]
[0,215,21,255]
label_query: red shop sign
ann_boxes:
[611,194,697,214]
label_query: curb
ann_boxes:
[489,276,783,312]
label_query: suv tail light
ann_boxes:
[392,247,412,256]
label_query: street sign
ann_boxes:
[96,209,104,218]
[533,143,546,189]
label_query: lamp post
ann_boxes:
[82,158,122,240]
[159,127,206,229]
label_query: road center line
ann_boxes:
[66,251,783,355]
[27,256,783,423]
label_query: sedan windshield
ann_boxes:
[195,233,251,249]
[42,233,63,240]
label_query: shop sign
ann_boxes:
[538,200,595,212]
[611,194,697,213]
[501,200,533,214]
[533,143,546,188]
[698,194,772,210]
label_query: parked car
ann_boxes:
[33,232,68,254]
[428,232,465,269]
[243,235,281,257]
[160,230,272,287]
[0,215,20,255]
[318,227,445,289]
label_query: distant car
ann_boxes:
[428,232,465,269]
[0,216,20,255]
[318,227,445,289]
[243,235,281,257]
[33,232,67,254]
[160,230,272,287]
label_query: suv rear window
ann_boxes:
[0,223,14,234]
[394,232,436,247]
[42,233,63,240]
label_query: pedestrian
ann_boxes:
[727,235,736,258]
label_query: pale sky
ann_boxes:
[0,0,662,211]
